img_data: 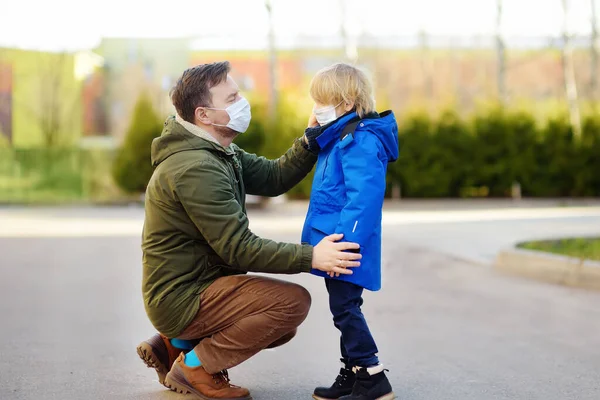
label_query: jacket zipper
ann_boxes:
[224,155,245,204]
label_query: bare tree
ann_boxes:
[265,0,278,121]
[450,38,462,106]
[0,49,14,145]
[339,0,358,62]
[496,0,507,103]
[28,52,80,148]
[591,0,599,101]
[561,0,582,136]
[418,29,434,114]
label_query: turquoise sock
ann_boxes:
[184,349,202,367]
[170,338,196,350]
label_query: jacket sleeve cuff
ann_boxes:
[299,244,313,272]
[298,135,319,155]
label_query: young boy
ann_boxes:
[301,63,399,400]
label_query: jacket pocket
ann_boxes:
[309,213,339,244]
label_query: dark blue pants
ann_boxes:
[325,278,380,367]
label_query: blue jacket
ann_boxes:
[301,111,399,291]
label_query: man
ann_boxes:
[137,61,362,400]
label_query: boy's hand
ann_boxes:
[304,125,324,152]
[312,234,361,276]
[307,112,319,128]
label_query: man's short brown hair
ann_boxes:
[170,61,231,123]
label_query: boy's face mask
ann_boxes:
[313,101,343,126]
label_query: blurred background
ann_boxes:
[2,3,600,400]
[1,0,599,204]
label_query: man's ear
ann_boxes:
[195,107,212,125]
[344,101,355,112]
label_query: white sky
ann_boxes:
[0,0,597,51]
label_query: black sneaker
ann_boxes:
[339,367,395,400]
[313,360,356,400]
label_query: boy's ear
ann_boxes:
[344,101,355,112]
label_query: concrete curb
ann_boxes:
[494,247,600,290]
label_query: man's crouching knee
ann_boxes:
[285,283,312,326]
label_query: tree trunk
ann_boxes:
[591,0,599,101]
[265,0,278,122]
[419,30,434,115]
[496,0,507,104]
[562,0,582,136]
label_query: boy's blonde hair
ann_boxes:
[309,63,375,118]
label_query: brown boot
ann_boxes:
[136,333,183,387]
[165,353,252,400]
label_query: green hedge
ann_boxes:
[241,100,600,199]
[102,91,600,200]
[5,103,597,204]
[112,94,163,193]
[389,108,600,198]
[0,148,117,204]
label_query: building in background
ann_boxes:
[0,61,12,145]
[1,32,599,148]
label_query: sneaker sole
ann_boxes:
[165,365,253,400]
[136,341,169,388]
[313,395,339,400]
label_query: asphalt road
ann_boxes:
[1,203,599,400]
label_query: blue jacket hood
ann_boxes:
[362,110,399,162]
[316,110,399,162]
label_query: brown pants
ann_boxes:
[177,275,312,374]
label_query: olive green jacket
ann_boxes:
[142,116,316,338]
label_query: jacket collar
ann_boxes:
[151,116,235,167]
[173,115,235,156]
[316,112,359,149]
[175,114,221,145]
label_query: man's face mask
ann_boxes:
[205,97,252,133]
[313,101,343,126]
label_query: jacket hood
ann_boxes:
[316,110,399,162]
[151,116,234,167]
[361,110,399,162]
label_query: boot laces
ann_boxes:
[212,370,230,387]
[333,367,353,388]
[212,370,241,389]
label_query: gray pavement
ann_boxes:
[1,203,600,399]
